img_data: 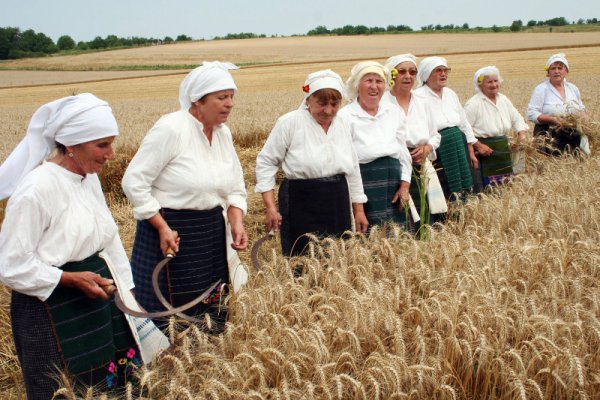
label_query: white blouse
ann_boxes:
[0,162,133,301]
[255,108,367,204]
[337,101,412,182]
[122,109,247,220]
[527,80,586,124]
[464,92,529,138]
[413,85,477,144]
[383,91,441,153]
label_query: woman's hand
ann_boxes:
[467,143,479,169]
[148,213,179,256]
[352,203,368,233]
[473,140,493,157]
[410,144,433,165]
[228,206,248,250]
[265,207,282,232]
[392,181,410,208]
[59,271,113,300]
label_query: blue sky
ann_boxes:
[1,0,598,41]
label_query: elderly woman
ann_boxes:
[383,54,446,228]
[464,66,529,191]
[0,94,158,398]
[527,53,588,155]
[338,61,413,229]
[414,56,479,201]
[255,69,368,256]
[122,62,248,331]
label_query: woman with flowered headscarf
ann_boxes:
[464,66,529,190]
[414,56,478,203]
[122,61,248,331]
[527,53,588,155]
[256,69,367,256]
[384,54,446,229]
[0,93,167,398]
[338,60,414,230]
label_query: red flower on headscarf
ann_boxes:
[302,85,310,93]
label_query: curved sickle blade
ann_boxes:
[250,230,276,271]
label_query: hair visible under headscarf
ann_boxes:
[545,52,569,71]
[345,61,390,101]
[298,69,346,109]
[417,56,448,88]
[0,93,118,199]
[473,66,503,93]
[179,61,239,109]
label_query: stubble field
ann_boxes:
[0,33,599,399]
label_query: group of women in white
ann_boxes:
[0,52,587,398]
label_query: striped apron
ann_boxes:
[432,126,473,200]
[359,156,407,229]
[130,206,228,332]
[279,174,351,256]
[11,254,139,399]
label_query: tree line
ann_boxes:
[1,16,598,60]
[0,27,193,60]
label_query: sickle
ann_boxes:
[103,231,224,323]
[250,230,276,271]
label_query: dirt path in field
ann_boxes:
[1,42,598,89]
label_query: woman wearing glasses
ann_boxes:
[414,56,479,202]
[383,54,446,228]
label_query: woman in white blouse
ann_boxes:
[414,56,479,202]
[122,62,247,331]
[383,54,447,228]
[255,69,368,256]
[464,66,529,191]
[0,94,144,398]
[337,61,413,230]
[527,53,588,155]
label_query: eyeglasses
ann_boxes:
[397,68,418,76]
[432,67,451,74]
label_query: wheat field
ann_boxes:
[0,34,599,399]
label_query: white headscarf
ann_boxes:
[473,66,503,93]
[179,61,239,109]
[417,56,448,88]
[299,69,345,109]
[0,93,119,200]
[545,52,569,71]
[345,61,390,101]
[384,53,418,72]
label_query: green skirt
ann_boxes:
[435,126,473,198]
[476,136,514,188]
[360,156,407,229]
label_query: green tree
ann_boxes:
[510,20,523,32]
[0,27,20,59]
[176,34,192,41]
[57,35,75,50]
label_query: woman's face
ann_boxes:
[193,89,235,126]
[68,136,115,175]
[547,62,568,85]
[426,65,450,91]
[357,73,385,110]
[480,75,500,99]
[393,61,417,93]
[306,93,341,128]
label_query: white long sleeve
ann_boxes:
[0,162,133,301]
[122,109,247,220]
[338,101,412,183]
[255,108,367,203]
[383,91,441,153]
[464,92,529,138]
[414,85,476,144]
[527,80,586,124]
